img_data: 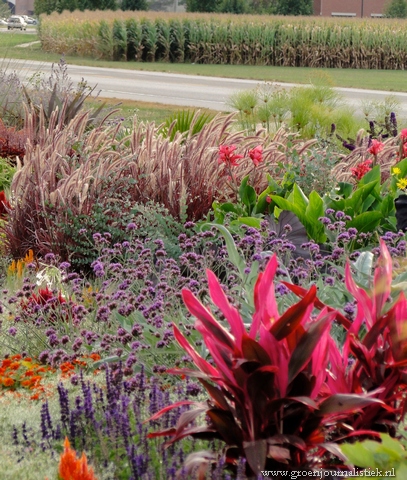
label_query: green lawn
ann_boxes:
[86,97,215,125]
[1,30,407,93]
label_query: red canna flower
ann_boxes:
[350,159,373,180]
[25,287,66,309]
[368,139,384,156]
[218,145,243,167]
[401,128,407,141]
[248,145,263,166]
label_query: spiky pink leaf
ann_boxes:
[166,367,221,381]
[204,336,240,387]
[162,425,217,446]
[372,239,392,320]
[250,254,279,337]
[318,394,385,415]
[281,282,351,329]
[207,409,244,445]
[268,434,306,450]
[319,443,348,462]
[286,396,319,409]
[173,324,219,378]
[310,311,333,397]
[175,406,209,437]
[345,262,374,328]
[243,439,267,474]
[288,309,334,383]
[146,400,199,423]
[388,292,407,363]
[206,269,247,348]
[182,288,235,350]
[259,327,289,396]
[241,336,271,365]
[270,285,317,340]
[326,337,350,394]
[199,378,231,410]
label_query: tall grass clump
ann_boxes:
[38,11,407,69]
[228,83,364,139]
[4,108,319,263]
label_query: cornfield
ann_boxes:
[38,11,407,69]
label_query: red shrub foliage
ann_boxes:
[0,119,29,161]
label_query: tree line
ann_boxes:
[33,0,407,18]
[34,0,315,16]
[34,0,149,15]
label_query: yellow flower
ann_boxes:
[393,167,401,175]
[397,178,407,190]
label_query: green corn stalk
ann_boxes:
[126,18,143,62]
[113,19,127,61]
[141,19,158,62]
[156,18,171,62]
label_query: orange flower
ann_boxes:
[89,353,101,362]
[2,377,14,387]
[21,379,33,387]
[59,437,97,480]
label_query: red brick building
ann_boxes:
[314,0,386,18]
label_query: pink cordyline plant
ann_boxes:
[147,242,406,477]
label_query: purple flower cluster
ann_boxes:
[12,364,239,479]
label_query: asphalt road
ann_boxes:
[6,58,407,116]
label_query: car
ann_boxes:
[7,16,27,30]
[21,16,38,25]
[0,19,7,26]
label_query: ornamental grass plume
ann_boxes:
[58,437,97,480]
[332,130,398,182]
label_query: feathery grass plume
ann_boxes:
[4,109,319,261]
[332,131,399,183]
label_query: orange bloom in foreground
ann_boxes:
[59,437,97,480]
